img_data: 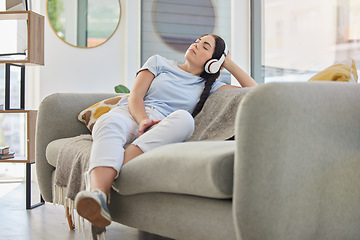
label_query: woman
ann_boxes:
[75,34,258,228]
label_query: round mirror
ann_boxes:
[47,0,121,48]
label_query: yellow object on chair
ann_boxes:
[308,60,358,82]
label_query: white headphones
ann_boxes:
[204,43,228,74]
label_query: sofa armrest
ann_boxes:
[233,82,360,240]
[36,93,118,202]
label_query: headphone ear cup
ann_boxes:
[204,49,227,74]
[209,60,221,74]
[205,59,219,74]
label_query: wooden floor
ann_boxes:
[0,182,172,240]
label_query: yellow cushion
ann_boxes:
[78,95,129,131]
[308,60,358,82]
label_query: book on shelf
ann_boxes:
[0,146,10,155]
[0,152,15,160]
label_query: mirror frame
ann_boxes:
[46,0,122,48]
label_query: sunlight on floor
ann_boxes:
[0,182,21,198]
[0,162,25,198]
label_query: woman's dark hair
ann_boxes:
[192,34,226,117]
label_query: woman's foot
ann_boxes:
[75,189,112,227]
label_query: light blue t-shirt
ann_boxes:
[118,55,226,116]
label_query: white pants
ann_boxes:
[88,106,195,177]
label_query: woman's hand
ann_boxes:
[220,51,258,88]
[137,119,161,137]
[222,51,235,71]
[221,52,231,71]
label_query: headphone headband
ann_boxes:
[204,43,228,74]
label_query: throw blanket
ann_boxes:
[53,134,93,238]
[53,87,252,238]
[54,134,92,202]
[189,87,252,141]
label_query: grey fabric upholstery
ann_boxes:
[114,141,234,198]
[233,82,360,240]
[109,191,235,240]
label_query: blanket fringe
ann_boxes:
[82,216,86,238]
[63,197,76,225]
[53,185,108,240]
[53,184,65,205]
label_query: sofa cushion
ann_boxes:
[113,141,235,199]
[46,137,235,199]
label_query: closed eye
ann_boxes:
[195,38,211,51]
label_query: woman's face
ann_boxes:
[185,35,216,68]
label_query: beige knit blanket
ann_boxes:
[53,134,95,238]
[54,134,92,202]
[189,87,252,141]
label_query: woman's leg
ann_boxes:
[124,109,195,164]
[89,167,117,196]
[123,144,144,166]
[75,107,138,227]
[88,107,138,193]
[76,109,193,227]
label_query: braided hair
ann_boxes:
[192,34,226,117]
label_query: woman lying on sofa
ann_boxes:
[75,34,258,228]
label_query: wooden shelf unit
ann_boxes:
[0,11,44,65]
[0,110,37,163]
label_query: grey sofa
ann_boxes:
[36,82,360,240]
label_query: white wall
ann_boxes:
[26,0,141,109]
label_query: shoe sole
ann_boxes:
[76,196,111,228]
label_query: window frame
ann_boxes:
[250,0,263,83]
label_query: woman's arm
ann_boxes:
[128,69,160,137]
[216,53,258,91]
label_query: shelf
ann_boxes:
[0,110,37,164]
[0,11,44,65]
[0,156,34,163]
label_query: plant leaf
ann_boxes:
[114,84,130,93]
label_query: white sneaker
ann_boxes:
[75,189,112,228]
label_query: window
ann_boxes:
[258,0,360,83]
[0,68,25,181]
[0,65,22,109]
